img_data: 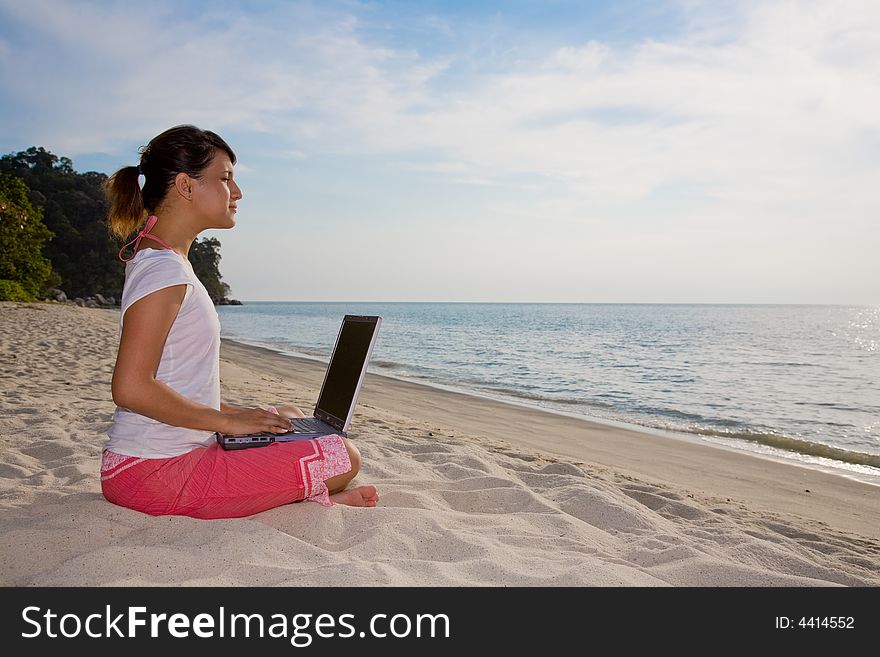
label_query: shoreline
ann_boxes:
[221,337,880,541]
[222,336,880,489]
[2,302,879,586]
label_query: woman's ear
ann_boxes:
[174,172,193,200]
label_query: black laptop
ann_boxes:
[217,315,382,450]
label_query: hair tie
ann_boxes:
[136,164,143,175]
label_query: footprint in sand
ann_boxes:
[620,488,713,522]
[550,484,658,534]
[20,444,76,461]
[439,486,553,515]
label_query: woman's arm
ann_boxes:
[111,285,290,436]
[221,401,305,417]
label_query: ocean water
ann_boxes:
[217,303,880,483]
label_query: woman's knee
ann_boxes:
[274,404,306,418]
[342,437,360,476]
[324,438,361,495]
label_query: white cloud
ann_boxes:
[2,0,878,301]
[7,1,878,191]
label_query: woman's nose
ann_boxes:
[232,180,243,200]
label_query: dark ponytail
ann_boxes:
[105,165,145,239]
[105,124,236,240]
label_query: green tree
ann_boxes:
[189,236,231,303]
[1,147,236,305]
[0,172,58,299]
[0,147,121,298]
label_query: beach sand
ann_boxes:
[1,301,878,586]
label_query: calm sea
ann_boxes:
[217,303,880,483]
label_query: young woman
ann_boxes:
[101,125,379,519]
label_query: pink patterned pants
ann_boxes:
[101,435,351,519]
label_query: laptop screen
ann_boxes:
[314,316,381,430]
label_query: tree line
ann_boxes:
[0,147,236,304]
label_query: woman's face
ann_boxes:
[192,151,242,229]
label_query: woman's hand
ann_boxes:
[220,407,292,436]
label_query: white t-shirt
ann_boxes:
[105,248,221,458]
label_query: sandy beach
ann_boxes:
[1,301,878,586]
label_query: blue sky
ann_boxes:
[1,0,878,303]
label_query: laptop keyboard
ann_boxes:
[290,418,325,432]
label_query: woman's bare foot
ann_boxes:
[330,485,379,507]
